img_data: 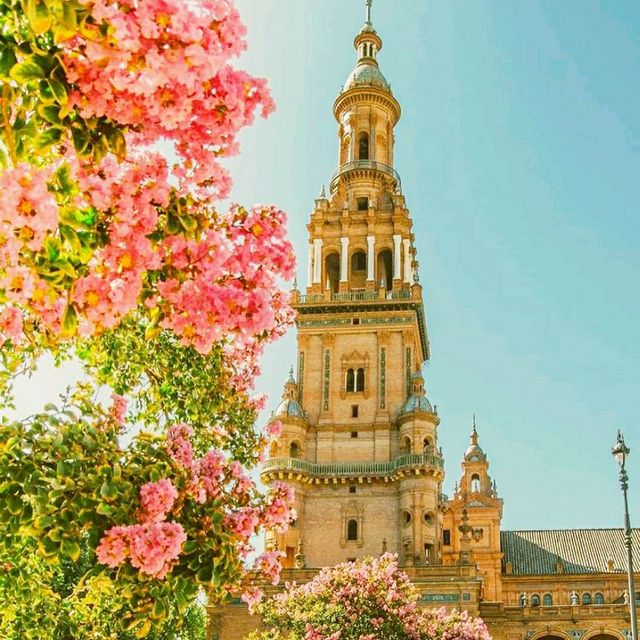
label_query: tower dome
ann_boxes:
[464,416,486,461]
[273,367,305,419]
[401,370,434,415]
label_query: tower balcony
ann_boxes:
[261,452,444,484]
[329,160,401,192]
[295,288,413,305]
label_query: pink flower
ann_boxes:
[96,525,130,568]
[254,549,285,585]
[0,307,24,344]
[110,393,127,426]
[266,419,283,439]
[166,423,195,469]
[241,586,263,614]
[138,479,178,523]
[128,521,187,578]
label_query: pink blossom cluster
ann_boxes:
[109,393,128,426]
[96,520,186,578]
[138,479,178,522]
[260,554,492,640]
[158,204,295,355]
[0,164,63,342]
[65,0,274,198]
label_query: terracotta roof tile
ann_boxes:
[501,529,640,575]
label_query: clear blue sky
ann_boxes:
[228,0,640,530]
[13,1,639,530]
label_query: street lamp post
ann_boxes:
[613,430,638,640]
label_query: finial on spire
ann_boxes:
[288,365,295,382]
[471,414,478,444]
[365,0,373,25]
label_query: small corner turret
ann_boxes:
[442,417,504,600]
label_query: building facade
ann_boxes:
[211,6,639,640]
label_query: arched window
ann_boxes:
[325,252,340,294]
[289,441,300,459]
[269,442,278,458]
[531,594,540,607]
[471,473,481,493]
[423,438,432,453]
[347,519,358,541]
[401,436,411,454]
[358,132,369,160]
[377,249,393,291]
[543,593,553,606]
[346,369,355,392]
[582,593,592,605]
[356,368,365,392]
[594,592,604,605]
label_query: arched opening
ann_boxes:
[346,368,355,392]
[582,593,592,605]
[289,441,300,459]
[325,252,340,294]
[423,437,432,454]
[377,249,393,291]
[269,442,278,458]
[351,250,367,289]
[471,473,481,493]
[543,593,553,606]
[594,592,604,605]
[347,519,358,541]
[358,132,369,160]
[356,368,365,392]
[401,436,411,455]
[531,594,540,607]
[340,135,350,164]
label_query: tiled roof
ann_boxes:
[501,529,640,575]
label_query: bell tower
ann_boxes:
[262,1,446,569]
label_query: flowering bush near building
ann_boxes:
[250,554,491,640]
[0,0,296,638]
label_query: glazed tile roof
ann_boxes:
[501,529,640,575]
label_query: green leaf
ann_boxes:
[26,0,52,34]
[151,598,167,620]
[71,127,91,156]
[62,538,81,562]
[37,104,60,124]
[99,481,118,502]
[48,78,68,104]
[35,126,64,151]
[10,60,44,84]
[95,502,113,516]
[135,620,152,639]
[60,304,77,337]
[179,214,198,233]
[108,127,127,162]
[196,563,213,584]
[0,47,17,77]
[44,237,61,261]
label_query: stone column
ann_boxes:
[312,238,323,284]
[340,237,349,282]
[403,238,412,283]
[393,234,402,281]
[366,235,375,282]
[307,243,313,288]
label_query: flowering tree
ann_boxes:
[0,0,296,638]
[249,554,492,640]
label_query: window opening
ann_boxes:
[357,196,368,211]
[356,368,365,392]
[347,519,358,541]
[443,530,451,546]
[346,368,355,392]
[471,474,481,493]
[582,593,592,605]
[349,486,356,494]
[594,592,604,605]
[289,441,300,458]
[351,431,358,438]
[543,593,553,606]
[358,133,369,160]
[531,594,540,607]
[352,405,359,418]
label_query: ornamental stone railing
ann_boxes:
[297,288,412,305]
[330,160,401,190]
[261,452,443,480]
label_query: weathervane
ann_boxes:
[365,0,373,25]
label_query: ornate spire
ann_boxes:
[471,414,478,445]
[365,0,373,26]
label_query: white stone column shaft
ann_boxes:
[340,237,349,282]
[403,239,412,283]
[312,239,323,284]
[393,235,402,280]
[366,236,375,281]
[307,244,313,288]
